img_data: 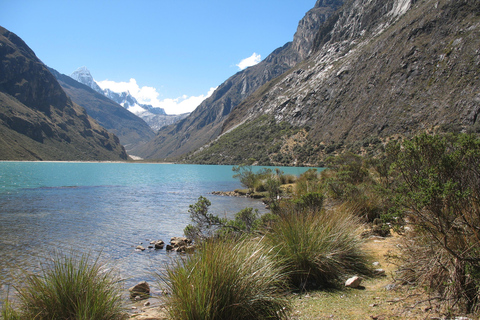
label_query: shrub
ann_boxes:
[294,169,322,196]
[160,238,291,320]
[389,133,480,314]
[265,208,370,290]
[2,253,126,320]
[184,197,274,241]
[232,165,272,193]
[184,196,224,241]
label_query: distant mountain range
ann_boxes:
[70,67,189,132]
[49,67,156,153]
[0,26,128,161]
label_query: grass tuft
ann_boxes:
[160,237,291,320]
[265,208,371,290]
[2,253,127,320]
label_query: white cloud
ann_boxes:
[236,52,261,70]
[96,78,216,115]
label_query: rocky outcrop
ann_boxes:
[0,26,128,161]
[134,0,344,160]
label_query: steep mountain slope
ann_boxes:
[49,67,155,152]
[0,26,128,161]
[187,0,480,166]
[135,0,344,160]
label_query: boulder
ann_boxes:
[154,240,165,249]
[166,244,174,251]
[136,245,145,251]
[129,281,150,299]
[345,276,363,288]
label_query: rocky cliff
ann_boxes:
[186,0,480,166]
[135,0,344,160]
[0,26,128,161]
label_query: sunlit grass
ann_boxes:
[2,253,127,320]
[266,208,371,290]
[160,237,291,320]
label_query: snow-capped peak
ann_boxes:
[70,66,103,94]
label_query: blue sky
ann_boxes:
[1,0,317,114]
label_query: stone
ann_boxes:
[129,281,150,299]
[345,276,362,288]
[175,246,186,253]
[373,269,386,276]
[154,240,165,249]
[136,245,145,251]
[166,244,174,251]
[171,237,192,247]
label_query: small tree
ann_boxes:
[232,165,272,193]
[184,196,224,241]
[184,197,267,241]
[232,165,256,192]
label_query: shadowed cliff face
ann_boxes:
[134,0,344,160]
[0,26,128,161]
[185,0,480,166]
[0,29,68,116]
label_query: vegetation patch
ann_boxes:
[159,238,291,320]
[2,253,126,320]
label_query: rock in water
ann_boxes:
[129,281,150,299]
[154,240,165,249]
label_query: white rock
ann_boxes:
[345,276,362,288]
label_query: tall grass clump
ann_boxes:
[2,253,126,320]
[265,208,370,290]
[160,238,291,320]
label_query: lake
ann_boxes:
[0,162,317,296]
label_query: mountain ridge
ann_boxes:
[0,26,128,161]
[184,0,480,166]
[49,67,156,152]
[134,0,344,160]
[70,66,189,133]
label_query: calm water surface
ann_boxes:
[0,162,316,295]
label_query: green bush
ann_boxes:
[265,209,370,290]
[388,133,480,314]
[2,253,126,320]
[160,238,291,320]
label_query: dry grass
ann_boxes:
[290,233,467,320]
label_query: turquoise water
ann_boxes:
[0,162,317,294]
